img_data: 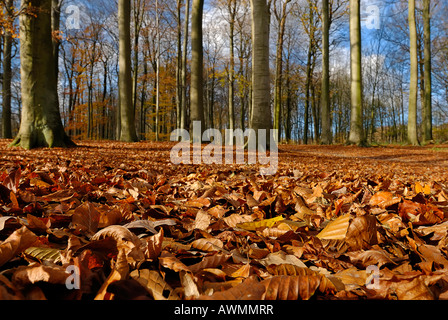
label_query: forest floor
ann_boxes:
[1,139,448,300]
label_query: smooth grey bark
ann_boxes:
[423,0,432,142]
[320,0,331,144]
[407,0,419,145]
[11,0,74,149]
[2,0,13,139]
[348,0,364,145]
[190,0,205,142]
[118,0,138,142]
[249,0,272,149]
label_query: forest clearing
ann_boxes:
[1,140,448,301]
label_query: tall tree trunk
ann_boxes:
[176,0,183,129]
[348,0,364,145]
[407,0,419,145]
[273,0,290,143]
[118,0,138,142]
[2,0,13,139]
[249,0,272,149]
[190,0,205,141]
[423,0,432,142]
[132,0,143,115]
[155,0,160,141]
[320,0,331,144]
[180,0,190,133]
[228,0,236,132]
[11,0,74,149]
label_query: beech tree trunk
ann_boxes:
[118,0,139,142]
[190,0,205,142]
[11,0,74,149]
[423,0,432,142]
[2,0,13,139]
[249,0,272,149]
[408,0,419,145]
[348,0,364,145]
[320,0,331,144]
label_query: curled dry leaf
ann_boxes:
[130,269,179,300]
[143,228,164,260]
[0,226,38,267]
[92,225,144,262]
[189,253,231,273]
[95,249,130,300]
[159,251,192,273]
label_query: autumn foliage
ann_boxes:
[1,140,448,300]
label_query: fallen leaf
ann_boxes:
[0,226,38,267]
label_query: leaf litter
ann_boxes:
[1,141,448,300]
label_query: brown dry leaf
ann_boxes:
[186,198,211,208]
[261,275,322,300]
[344,248,398,268]
[198,276,265,300]
[258,251,307,268]
[0,274,23,300]
[180,270,200,299]
[143,228,164,260]
[316,214,351,240]
[159,251,192,273]
[345,214,378,251]
[369,191,395,207]
[229,263,251,279]
[94,249,130,300]
[12,264,69,288]
[266,264,315,276]
[391,277,434,300]
[0,226,38,267]
[223,214,253,228]
[191,238,224,252]
[130,269,180,300]
[399,200,444,226]
[332,267,368,290]
[207,205,227,219]
[92,225,144,263]
[71,202,101,236]
[193,210,211,230]
[189,253,231,273]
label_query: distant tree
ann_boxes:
[10,0,74,149]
